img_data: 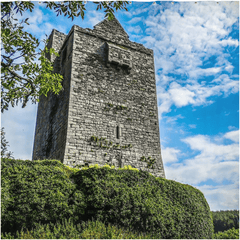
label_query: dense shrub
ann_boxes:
[212,227,239,239]
[212,210,239,233]
[71,165,214,238]
[1,219,155,239]
[1,158,214,239]
[1,158,85,233]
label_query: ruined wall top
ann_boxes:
[49,16,153,56]
[94,17,129,39]
[47,29,67,62]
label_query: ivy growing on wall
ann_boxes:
[104,103,130,114]
[140,156,156,169]
[90,135,133,150]
[103,99,156,124]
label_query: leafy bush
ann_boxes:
[1,127,14,158]
[212,210,239,233]
[1,158,85,233]
[1,218,81,239]
[79,220,154,239]
[71,165,214,239]
[2,158,214,239]
[212,227,239,239]
[1,219,154,239]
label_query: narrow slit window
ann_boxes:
[116,126,120,139]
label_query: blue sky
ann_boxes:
[1,1,239,211]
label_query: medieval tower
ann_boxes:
[32,17,165,178]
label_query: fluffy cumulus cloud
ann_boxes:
[161,147,181,164]
[158,74,238,118]
[137,2,239,118]
[198,183,239,211]
[14,3,69,50]
[166,130,239,183]
[17,5,54,38]
[87,10,105,27]
[127,25,143,34]
[162,130,239,211]
[224,130,239,143]
[164,130,239,210]
[128,16,143,24]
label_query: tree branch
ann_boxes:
[1,61,35,90]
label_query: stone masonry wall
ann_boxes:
[63,19,165,178]
[32,18,165,178]
[32,30,71,161]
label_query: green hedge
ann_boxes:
[212,227,239,239]
[212,210,239,233]
[1,219,155,239]
[1,158,214,239]
[71,165,214,238]
[1,158,84,233]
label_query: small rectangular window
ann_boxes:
[116,126,120,139]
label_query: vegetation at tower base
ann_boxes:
[212,228,239,239]
[2,219,156,239]
[1,158,214,239]
[1,158,79,234]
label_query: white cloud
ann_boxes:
[198,183,239,211]
[224,130,239,143]
[157,92,172,119]
[219,38,239,47]
[1,104,38,160]
[127,25,143,34]
[122,11,132,18]
[162,147,181,164]
[168,82,195,107]
[131,4,152,16]
[128,17,142,24]
[157,74,239,115]
[165,131,239,185]
[139,1,239,118]
[88,10,105,27]
[13,4,70,51]
[225,64,234,73]
[28,8,43,25]
[165,114,184,124]
[19,7,45,35]
[182,134,239,162]
[166,159,239,185]
[228,126,238,131]
[188,67,222,78]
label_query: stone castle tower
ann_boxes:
[32,17,165,178]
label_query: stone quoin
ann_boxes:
[32,16,165,178]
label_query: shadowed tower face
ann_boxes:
[32,17,165,178]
